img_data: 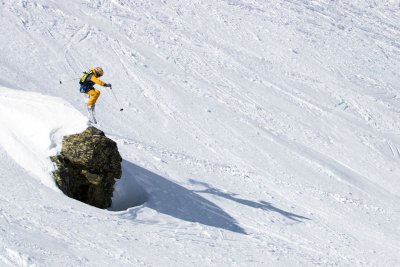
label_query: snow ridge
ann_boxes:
[0,87,88,189]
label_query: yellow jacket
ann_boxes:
[88,68,106,86]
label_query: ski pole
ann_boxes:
[59,77,79,84]
[110,86,124,111]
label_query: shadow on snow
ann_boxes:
[111,160,310,234]
[188,179,310,223]
[112,160,246,234]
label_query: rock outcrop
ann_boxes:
[51,127,122,208]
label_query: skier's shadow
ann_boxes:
[188,179,310,222]
[115,160,246,234]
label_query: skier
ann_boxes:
[79,67,111,124]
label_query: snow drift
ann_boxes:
[0,87,88,189]
[0,87,146,211]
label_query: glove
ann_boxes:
[105,83,112,88]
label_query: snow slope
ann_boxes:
[1,0,400,266]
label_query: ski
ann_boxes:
[87,104,97,124]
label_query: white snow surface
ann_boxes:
[1,0,400,266]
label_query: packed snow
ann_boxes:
[0,0,400,266]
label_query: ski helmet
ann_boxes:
[94,67,104,77]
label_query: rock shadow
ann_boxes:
[189,179,310,222]
[110,162,148,211]
[114,160,246,234]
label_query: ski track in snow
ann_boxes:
[0,0,400,266]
